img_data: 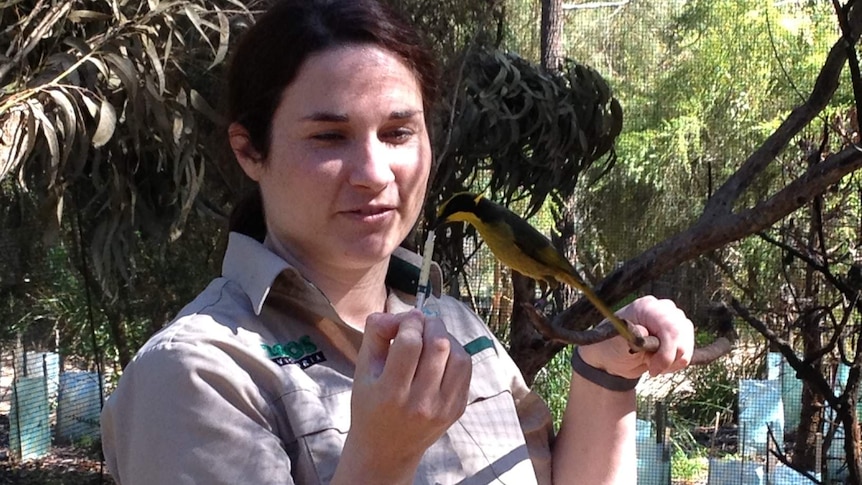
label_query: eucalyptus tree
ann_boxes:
[0,0,256,366]
[0,0,512,368]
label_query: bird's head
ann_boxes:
[433,192,482,228]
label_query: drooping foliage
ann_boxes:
[431,47,622,218]
[0,0,256,299]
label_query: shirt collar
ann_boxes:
[222,232,295,315]
[222,231,443,316]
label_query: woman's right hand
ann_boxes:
[332,310,473,485]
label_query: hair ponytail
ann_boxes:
[228,188,267,242]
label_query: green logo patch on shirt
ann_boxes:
[262,335,326,369]
[463,336,495,356]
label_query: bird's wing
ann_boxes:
[500,210,578,277]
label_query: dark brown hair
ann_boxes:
[227,0,439,157]
[226,0,439,240]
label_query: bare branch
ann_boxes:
[552,143,862,335]
[730,298,840,409]
[832,0,862,132]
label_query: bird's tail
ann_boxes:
[558,273,644,350]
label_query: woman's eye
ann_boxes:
[311,132,344,142]
[382,128,413,143]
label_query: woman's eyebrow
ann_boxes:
[301,112,349,122]
[390,109,423,120]
[301,109,424,122]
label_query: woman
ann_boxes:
[100,1,694,484]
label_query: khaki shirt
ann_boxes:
[101,232,553,485]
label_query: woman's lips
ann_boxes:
[342,205,396,222]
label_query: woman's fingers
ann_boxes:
[621,296,695,376]
[581,296,695,379]
[356,312,402,380]
[378,311,425,388]
[354,310,472,440]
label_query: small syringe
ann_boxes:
[415,231,436,310]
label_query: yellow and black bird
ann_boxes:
[434,192,643,349]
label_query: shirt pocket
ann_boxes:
[447,351,537,484]
[277,387,352,485]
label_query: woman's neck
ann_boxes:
[265,235,389,331]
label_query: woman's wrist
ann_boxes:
[571,347,640,392]
[332,434,420,485]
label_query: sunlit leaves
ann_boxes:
[574,0,841,260]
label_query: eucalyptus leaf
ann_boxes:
[190,89,224,124]
[27,99,61,182]
[142,36,166,94]
[47,87,80,159]
[68,10,113,23]
[0,109,30,182]
[209,7,230,70]
[183,4,215,53]
[103,51,139,98]
[92,98,117,148]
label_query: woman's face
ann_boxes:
[238,44,431,273]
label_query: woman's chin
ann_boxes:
[339,237,400,267]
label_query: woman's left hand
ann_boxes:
[578,295,695,380]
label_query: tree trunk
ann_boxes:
[104,304,133,369]
[842,384,862,484]
[793,312,824,470]
[541,0,564,72]
[509,271,547,386]
[796,191,827,472]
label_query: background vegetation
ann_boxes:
[4,0,862,482]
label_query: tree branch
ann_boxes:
[554,144,862,333]
[701,8,862,220]
[731,298,840,410]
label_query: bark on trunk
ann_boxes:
[541,0,564,72]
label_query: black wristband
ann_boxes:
[571,348,640,392]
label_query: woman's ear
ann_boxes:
[229,122,265,182]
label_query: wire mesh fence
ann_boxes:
[4,344,846,484]
[0,266,849,484]
[0,0,858,484]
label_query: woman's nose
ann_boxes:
[348,138,396,190]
